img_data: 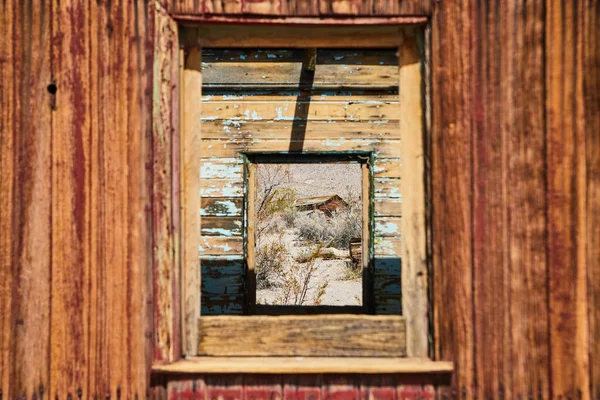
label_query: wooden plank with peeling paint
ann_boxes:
[200,217,243,236]
[200,161,244,180]
[203,93,399,103]
[374,198,402,217]
[199,179,244,197]
[374,237,402,256]
[201,263,244,295]
[201,198,243,216]
[199,236,243,255]
[374,276,401,298]
[203,63,399,89]
[374,178,402,199]
[201,120,400,140]
[374,158,402,178]
[199,139,401,158]
[201,100,400,122]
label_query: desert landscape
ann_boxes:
[254,163,363,306]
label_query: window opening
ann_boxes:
[246,155,373,314]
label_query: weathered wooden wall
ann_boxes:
[1,0,599,399]
[0,0,155,398]
[198,48,403,317]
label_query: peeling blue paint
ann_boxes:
[375,220,400,235]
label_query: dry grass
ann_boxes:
[274,244,328,306]
[255,238,286,289]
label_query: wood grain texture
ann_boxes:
[201,121,401,141]
[471,2,512,397]
[586,1,600,397]
[504,1,549,398]
[153,2,180,364]
[8,1,52,398]
[546,1,590,398]
[194,25,406,48]
[198,315,406,356]
[154,358,452,374]
[183,47,203,356]
[172,0,432,16]
[431,1,475,398]
[196,44,403,337]
[2,1,599,398]
[50,0,92,396]
[399,32,427,358]
[0,2,17,397]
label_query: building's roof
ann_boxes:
[294,194,346,208]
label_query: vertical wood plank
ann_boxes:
[11,0,53,397]
[243,0,283,15]
[283,375,322,400]
[431,1,475,397]
[172,0,203,15]
[507,1,549,398]
[471,2,511,398]
[87,0,104,394]
[183,47,203,355]
[100,1,137,396]
[126,1,155,395]
[203,0,243,15]
[586,1,600,397]
[318,0,431,16]
[50,0,92,397]
[244,375,283,400]
[282,0,320,16]
[546,1,590,398]
[397,380,434,400]
[205,375,243,400]
[399,31,428,358]
[0,1,16,397]
[321,375,359,400]
[360,375,397,400]
[168,379,206,399]
[153,2,180,363]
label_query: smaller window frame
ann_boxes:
[243,152,375,315]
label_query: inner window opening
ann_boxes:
[253,162,364,307]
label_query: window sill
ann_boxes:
[151,357,454,375]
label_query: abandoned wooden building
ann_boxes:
[1,1,598,399]
[295,195,348,215]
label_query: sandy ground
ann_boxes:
[256,232,362,306]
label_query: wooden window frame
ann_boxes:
[244,153,373,315]
[152,18,453,372]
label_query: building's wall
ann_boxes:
[0,0,598,399]
[198,48,402,316]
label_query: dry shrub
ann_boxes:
[259,187,297,220]
[295,212,330,243]
[255,238,286,289]
[275,244,328,306]
[295,206,361,250]
[342,260,362,281]
[295,247,339,263]
[281,208,297,228]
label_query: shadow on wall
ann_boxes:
[200,256,401,316]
